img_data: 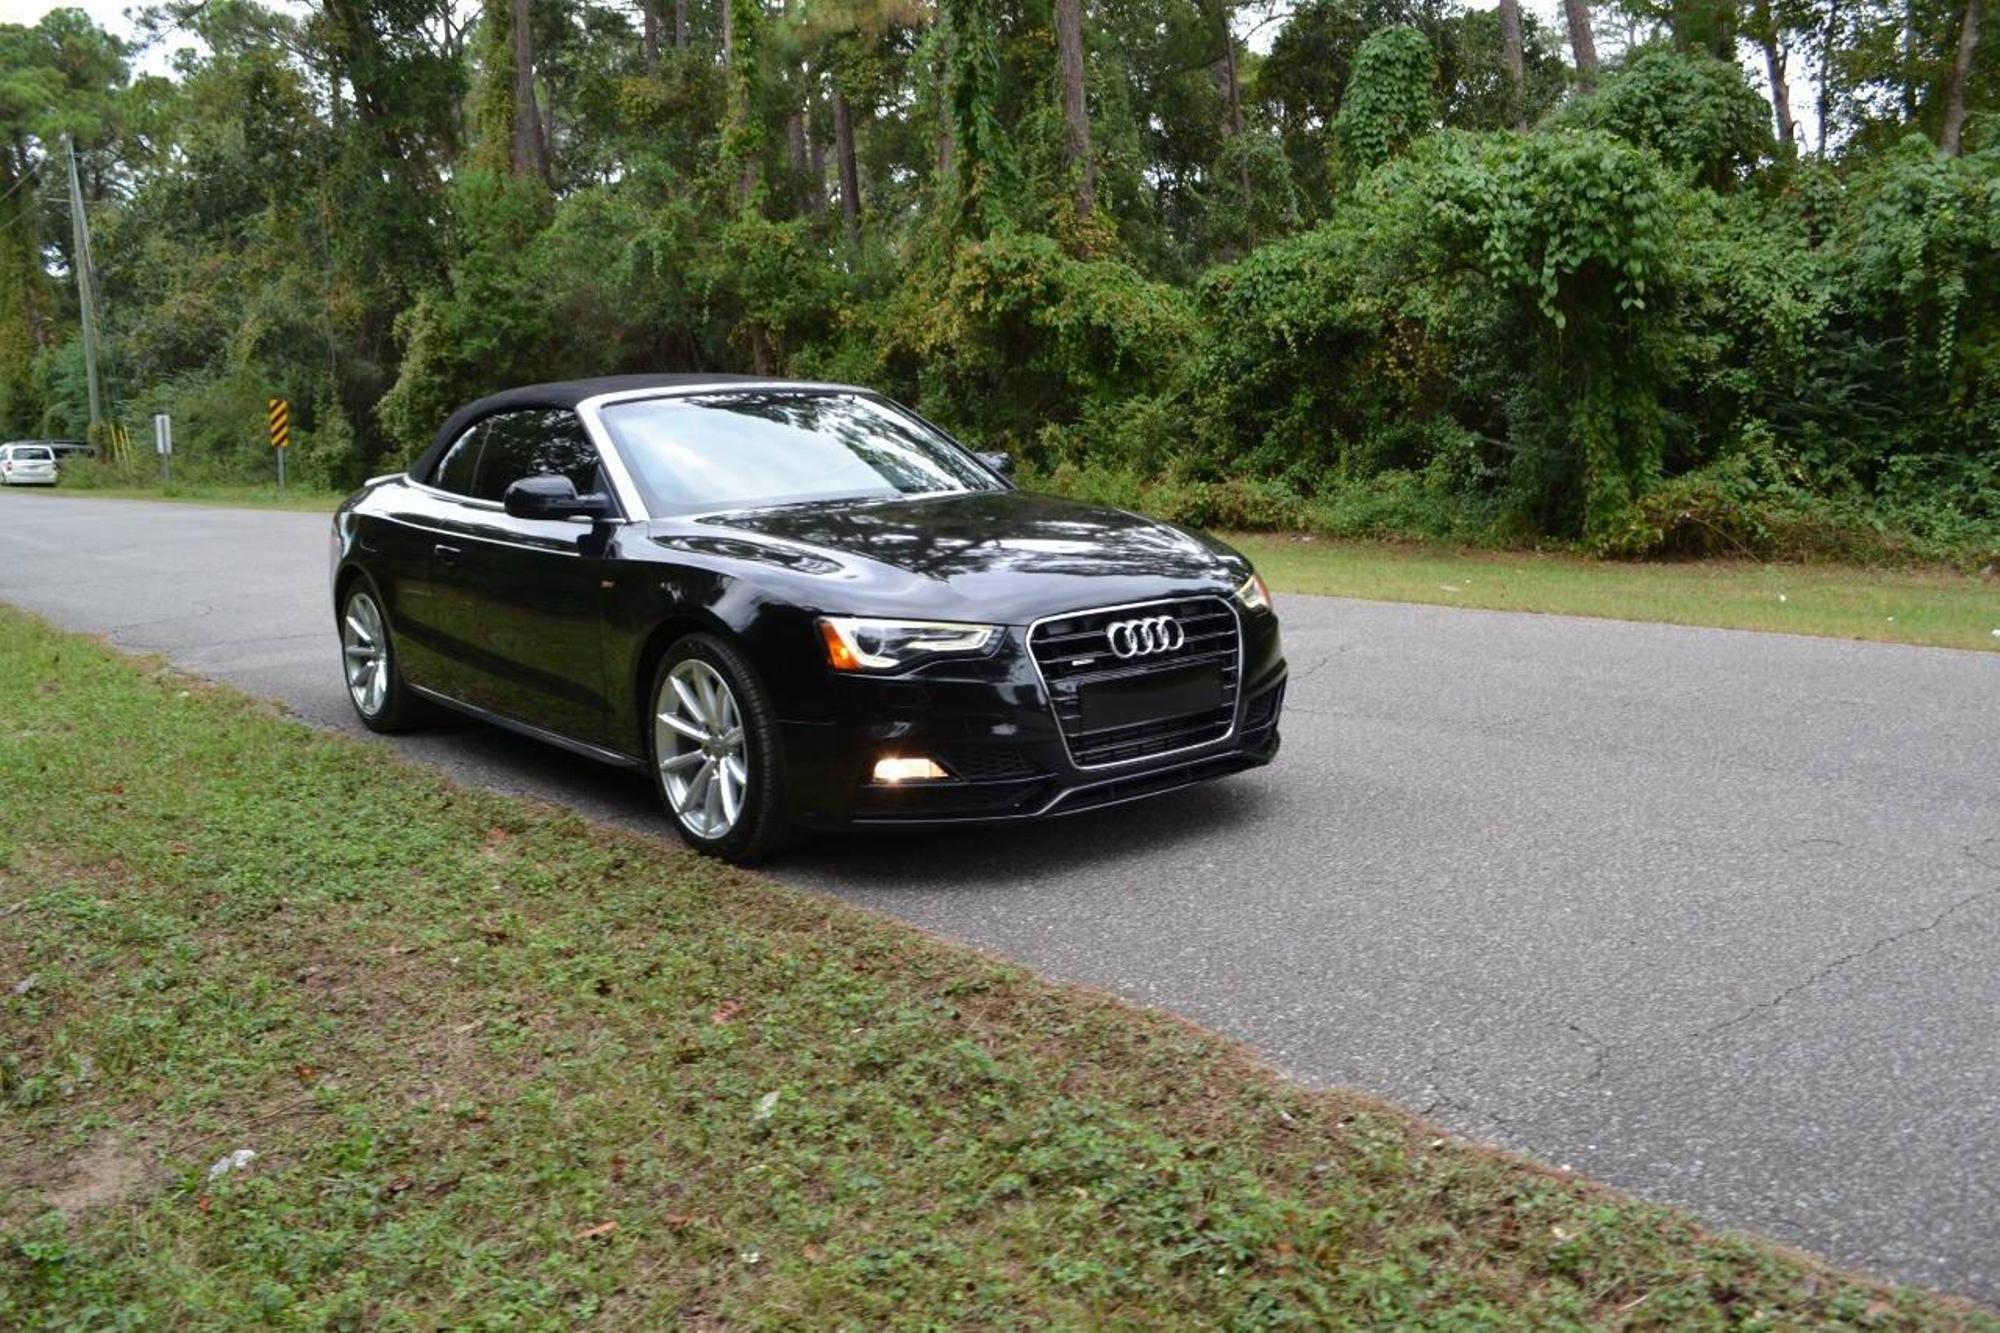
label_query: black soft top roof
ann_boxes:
[411,373,777,481]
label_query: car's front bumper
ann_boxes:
[779,607,1286,829]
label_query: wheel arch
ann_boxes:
[629,610,742,758]
[332,562,376,624]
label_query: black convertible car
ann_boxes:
[331,375,1286,861]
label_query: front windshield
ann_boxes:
[598,392,1002,515]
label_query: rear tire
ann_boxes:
[339,582,429,733]
[647,633,794,864]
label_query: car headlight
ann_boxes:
[1234,571,1272,614]
[818,616,1003,672]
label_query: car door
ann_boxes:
[449,408,618,747]
[369,420,494,704]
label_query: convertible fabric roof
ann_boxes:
[411,373,774,482]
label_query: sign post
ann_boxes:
[153,413,171,486]
[268,398,290,492]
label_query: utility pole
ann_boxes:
[64,137,103,433]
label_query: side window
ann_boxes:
[470,409,605,505]
[429,424,484,496]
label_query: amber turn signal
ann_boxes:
[819,618,861,671]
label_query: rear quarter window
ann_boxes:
[428,425,485,496]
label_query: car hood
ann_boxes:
[657,490,1245,623]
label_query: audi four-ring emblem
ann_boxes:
[1106,615,1186,659]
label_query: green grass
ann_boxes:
[0,611,1988,1326]
[17,479,343,512]
[1234,533,2000,653]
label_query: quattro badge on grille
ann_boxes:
[1106,615,1186,659]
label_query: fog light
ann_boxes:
[873,756,949,784]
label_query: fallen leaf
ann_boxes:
[664,1213,695,1231]
[710,999,744,1024]
[293,1064,317,1084]
[574,1220,618,1240]
[803,1242,826,1263]
[384,1175,414,1196]
[754,1089,780,1121]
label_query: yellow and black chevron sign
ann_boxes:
[267,397,290,450]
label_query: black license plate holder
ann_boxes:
[1078,664,1224,732]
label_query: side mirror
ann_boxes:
[976,450,1015,478]
[503,474,615,521]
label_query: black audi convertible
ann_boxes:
[331,374,1286,861]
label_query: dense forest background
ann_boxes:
[2,0,1994,557]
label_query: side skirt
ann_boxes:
[406,683,645,772]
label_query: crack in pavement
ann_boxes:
[1702,850,2000,1039]
[104,600,217,636]
[177,630,328,651]
[1281,647,1342,688]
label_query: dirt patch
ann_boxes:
[39,1137,157,1216]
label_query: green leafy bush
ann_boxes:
[1556,48,1773,189]
[1334,27,1439,176]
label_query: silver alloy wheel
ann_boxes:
[342,590,391,717]
[654,658,748,839]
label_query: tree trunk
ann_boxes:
[1903,0,1921,119]
[1762,36,1796,143]
[722,0,758,205]
[642,0,660,73]
[934,31,954,180]
[787,110,810,210]
[1752,0,1795,144]
[833,89,862,247]
[807,123,828,213]
[674,0,688,47]
[1562,0,1599,88]
[1498,0,1526,127]
[1215,3,1251,197]
[510,0,547,179]
[1052,0,1096,218]
[1940,0,1983,155]
[1818,0,1837,150]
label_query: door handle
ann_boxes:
[433,543,462,563]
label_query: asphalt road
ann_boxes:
[1,490,1994,1301]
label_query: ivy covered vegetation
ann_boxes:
[4,0,1996,559]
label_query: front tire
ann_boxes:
[339,582,427,733]
[648,634,793,863]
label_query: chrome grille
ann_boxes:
[1029,596,1241,768]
